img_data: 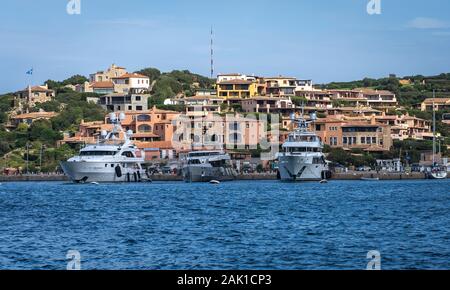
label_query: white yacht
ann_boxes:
[278,112,330,182]
[182,151,236,182]
[60,113,148,183]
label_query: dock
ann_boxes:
[0,172,443,183]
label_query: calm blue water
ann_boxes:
[0,180,449,270]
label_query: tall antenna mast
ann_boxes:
[210,26,214,79]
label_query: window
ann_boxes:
[122,151,134,158]
[137,115,151,122]
[138,125,152,132]
[136,106,143,111]
[80,151,117,156]
[372,137,377,144]
[135,96,141,101]
[330,137,337,146]
[361,137,366,144]
[229,133,242,143]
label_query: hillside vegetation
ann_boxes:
[321,73,450,106]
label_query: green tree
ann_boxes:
[135,68,161,83]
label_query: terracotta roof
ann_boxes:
[13,112,58,120]
[422,98,450,104]
[19,86,53,93]
[265,76,296,80]
[92,81,114,89]
[218,79,253,85]
[217,73,243,76]
[355,88,395,96]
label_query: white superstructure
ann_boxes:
[278,112,330,181]
[60,113,148,183]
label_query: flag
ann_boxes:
[26,68,33,75]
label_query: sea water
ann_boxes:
[0,180,449,270]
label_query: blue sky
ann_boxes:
[0,0,449,93]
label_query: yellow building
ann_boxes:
[216,79,258,99]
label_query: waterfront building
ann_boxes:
[216,74,266,98]
[357,88,398,110]
[99,93,149,112]
[375,113,432,141]
[111,73,150,94]
[328,89,369,107]
[10,111,58,128]
[16,85,55,107]
[85,64,150,95]
[313,117,392,152]
[133,141,176,161]
[297,90,333,109]
[91,81,115,95]
[326,107,383,118]
[240,97,295,114]
[264,76,297,97]
[216,78,258,99]
[421,98,450,111]
[59,108,181,160]
[59,120,111,147]
[89,64,127,83]
[294,80,314,92]
[104,107,180,143]
[176,111,267,151]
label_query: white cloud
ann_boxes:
[408,17,449,29]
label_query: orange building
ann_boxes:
[105,107,180,143]
[60,107,181,161]
[313,117,392,152]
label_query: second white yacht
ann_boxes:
[278,113,330,181]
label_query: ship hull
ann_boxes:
[60,161,147,183]
[278,155,329,182]
[182,165,235,183]
[429,172,448,179]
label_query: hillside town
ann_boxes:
[1,64,449,175]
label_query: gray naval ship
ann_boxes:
[182,151,237,182]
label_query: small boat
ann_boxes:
[361,177,380,181]
[319,179,328,184]
[210,180,221,185]
[90,182,100,185]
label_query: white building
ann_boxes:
[112,73,150,94]
[295,80,314,92]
